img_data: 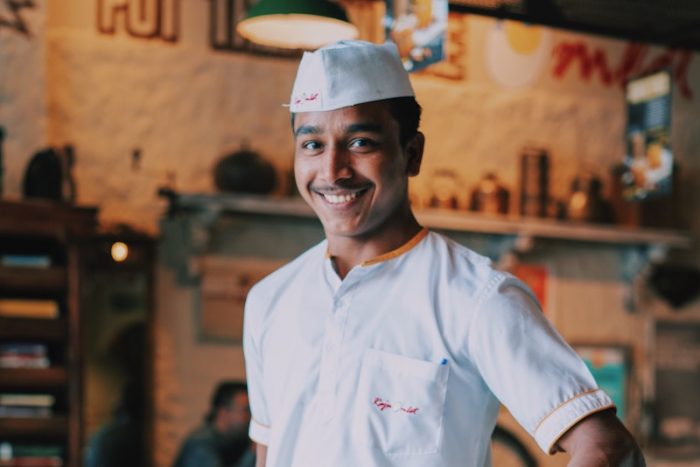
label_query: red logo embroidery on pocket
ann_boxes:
[373,397,392,411]
[373,397,419,415]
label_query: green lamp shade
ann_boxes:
[237,0,359,50]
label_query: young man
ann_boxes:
[243,40,645,467]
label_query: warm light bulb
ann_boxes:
[111,242,129,262]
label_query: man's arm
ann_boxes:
[254,443,267,467]
[556,409,646,466]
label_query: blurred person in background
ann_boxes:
[174,381,255,467]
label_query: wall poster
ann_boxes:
[385,0,448,72]
[621,69,674,201]
[574,344,629,421]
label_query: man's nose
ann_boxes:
[321,145,353,183]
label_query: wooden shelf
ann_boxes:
[0,200,95,465]
[0,200,97,238]
[0,267,67,296]
[0,317,66,342]
[164,192,692,249]
[0,368,68,390]
[0,416,68,439]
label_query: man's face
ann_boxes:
[293,101,423,241]
[221,391,250,438]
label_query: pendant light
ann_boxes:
[236,0,359,50]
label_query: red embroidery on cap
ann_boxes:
[293,92,320,106]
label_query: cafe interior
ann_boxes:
[1,0,700,466]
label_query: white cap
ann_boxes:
[289,40,415,113]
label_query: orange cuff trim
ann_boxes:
[545,404,616,455]
[361,228,429,266]
[534,388,600,432]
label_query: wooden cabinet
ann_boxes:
[0,200,97,467]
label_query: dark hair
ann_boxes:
[290,96,422,147]
[206,381,247,422]
[385,96,422,147]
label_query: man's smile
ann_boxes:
[313,187,370,206]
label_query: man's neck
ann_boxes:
[327,214,423,279]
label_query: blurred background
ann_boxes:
[1,1,700,466]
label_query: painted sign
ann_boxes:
[552,42,693,99]
[97,0,180,42]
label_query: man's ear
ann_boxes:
[405,132,425,177]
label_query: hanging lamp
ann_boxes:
[236,0,359,50]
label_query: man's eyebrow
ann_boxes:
[294,125,321,137]
[346,123,382,134]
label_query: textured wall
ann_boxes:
[0,1,47,195]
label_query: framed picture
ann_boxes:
[573,343,630,421]
[195,256,284,344]
[620,69,674,201]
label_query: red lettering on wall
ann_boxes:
[551,41,694,99]
[97,0,179,42]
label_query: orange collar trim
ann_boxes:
[325,228,429,266]
[361,228,429,267]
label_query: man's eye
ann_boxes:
[349,138,376,149]
[301,140,322,151]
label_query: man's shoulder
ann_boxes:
[174,424,220,467]
[420,230,511,301]
[424,231,496,274]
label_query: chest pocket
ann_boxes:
[353,348,449,455]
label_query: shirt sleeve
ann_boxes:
[243,285,271,445]
[467,272,615,454]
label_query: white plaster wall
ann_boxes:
[0,1,47,195]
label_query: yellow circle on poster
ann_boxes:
[505,22,542,54]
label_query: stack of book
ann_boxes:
[0,394,54,418]
[0,300,59,320]
[0,443,63,466]
[0,255,51,269]
[0,344,50,369]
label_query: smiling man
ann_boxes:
[243,40,644,467]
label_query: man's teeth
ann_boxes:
[323,192,359,204]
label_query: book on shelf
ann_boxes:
[0,394,55,407]
[0,459,63,467]
[0,394,55,418]
[0,255,51,269]
[0,406,52,418]
[0,344,50,369]
[0,442,63,466]
[0,300,59,319]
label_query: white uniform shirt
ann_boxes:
[243,229,614,466]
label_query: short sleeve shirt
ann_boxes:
[243,230,614,467]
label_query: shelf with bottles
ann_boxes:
[159,190,691,250]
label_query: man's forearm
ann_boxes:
[559,409,646,467]
[255,443,267,467]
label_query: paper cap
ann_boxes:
[289,40,415,113]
